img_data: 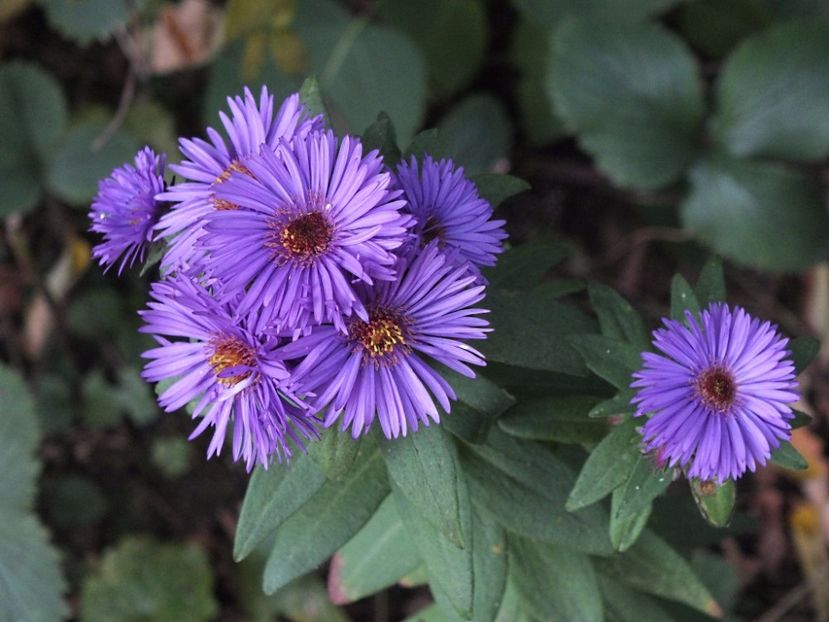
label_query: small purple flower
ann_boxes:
[631,303,800,482]
[155,87,323,271]
[395,155,507,272]
[202,129,412,334]
[139,276,317,470]
[280,242,489,438]
[89,146,166,274]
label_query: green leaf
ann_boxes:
[404,128,449,161]
[514,0,683,24]
[151,437,192,478]
[715,21,829,161]
[263,446,389,593]
[770,440,808,470]
[670,274,701,321]
[329,495,420,604]
[588,389,637,418]
[0,366,39,510]
[681,155,829,271]
[792,409,813,429]
[695,256,727,306]
[234,452,327,561]
[482,287,596,374]
[381,425,467,547]
[362,112,401,166]
[47,474,107,529]
[377,0,487,98]
[310,427,362,481]
[568,335,643,389]
[80,537,217,622]
[116,365,158,426]
[614,455,672,522]
[0,62,67,215]
[567,418,641,511]
[588,282,649,348]
[595,530,722,617]
[510,535,603,622]
[470,173,530,208]
[439,367,515,445]
[438,94,512,174]
[81,369,123,429]
[599,575,675,622]
[690,479,736,527]
[550,18,704,189]
[47,115,141,205]
[483,242,568,291]
[462,430,613,555]
[299,75,329,121]
[498,395,607,443]
[789,336,820,375]
[678,0,773,58]
[467,508,508,622]
[393,478,474,619]
[609,487,652,552]
[36,0,136,43]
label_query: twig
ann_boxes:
[92,65,137,151]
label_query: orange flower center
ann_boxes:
[349,309,409,362]
[277,211,334,260]
[209,335,256,387]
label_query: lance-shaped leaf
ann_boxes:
[588,282,650,349]
[690,478,736,527]
[568,335,643,389]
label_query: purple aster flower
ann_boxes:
[155,87,323,271]
[280,242,489,438]
[139,276,317,470]
[89,146,167,274]
[631,302,800,482]
[202,129,412,334]
[395,155,507,272]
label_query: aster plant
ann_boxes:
[86,80,817,622]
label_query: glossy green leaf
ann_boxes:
[588,282,649,348]
[610,488,651,552]
[695,256,727,306]
[789,336,820,375]
[716,21,829,161]
[362,112,401,166]
[670,274,701,321]
[690,479,736,527]
[310,427,362,481]
[0,62,67,215]
[328,495,420,604]
[438,95,512,174]
[263,446,389,593]
[381,425,467,547]
[550,18,704,189]
[595,530,722,617]
[681,155,829,271]
[234,452,327,561]
[498,395,607,443]
[483,242,568,291]
[510,535,603,622]
[404,128,449,161]
[470,173,530,208]
[589,389,637,418]
[567,418,641,511]
[770,440,808,470]
[80,537,217,622]
[614,455,672,522]
[568,335,643,389]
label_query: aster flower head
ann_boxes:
[631,302,799,482]
[395,155,507,272]
[280,241,490,439]
[155,87,324,271]
[89,146,167,274]
[139,276,317,470]
[202,129,412,334]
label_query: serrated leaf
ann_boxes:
[470,173,530,208]
[789,336,820,376]
[438,95,512,175]
[588,389,637,418]
[614,455,672,522]
[670,274,701,321]
[550,18,704,189]
[0,62,67,215]
[483,242,568,291]
[80,536,217,622]
[715,21,829,161]
[681,155,829,271]
[567,418,641,511]
[234,452,327,561]
[498,395,607,443]
[0,366,39,509]
[362,112,401,166]
[610,487,651,552]
[690,479,736,527]
[381,425,466,548]
[329,495,420,604]
[568,334,643,389]
[595,530,722,617]
[770,440,808,470]
[695,256,727,306]
[263,446,389,593]
[510,535,603,622]
[588,282,649,348]
[483,287,596,374]
[310,427,362,481]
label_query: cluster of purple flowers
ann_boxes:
[89,86,505,469]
